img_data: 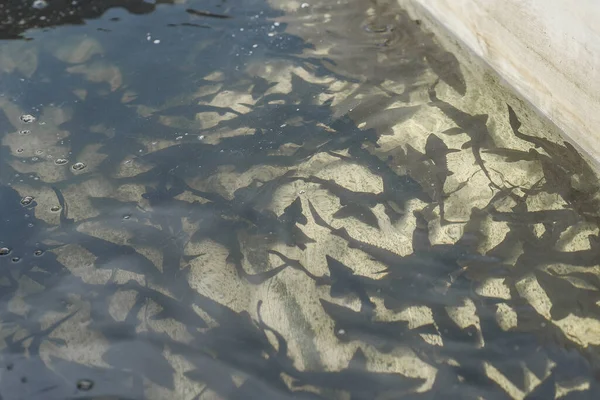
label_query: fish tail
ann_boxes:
[51,186,74,227]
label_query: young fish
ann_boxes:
[429,81,498,188]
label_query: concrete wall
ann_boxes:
[401,0,600,167]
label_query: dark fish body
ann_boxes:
[490,208,579,225]
[301,175,381,228]
[483,147,538,163]
[186,8,232,19]
[348,145,431,205]
[284,343,425,395]
[430,83,496,186]
[325,255,378,310]
[425,133,459,179]
[424,51,467,96]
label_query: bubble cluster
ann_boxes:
[20,114,36,123]
[20,196,34,206]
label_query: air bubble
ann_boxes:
[20,196,34,206]
[16,149,24,153]
[18,130,30,135]
[72,162,87,170]
[11,257,20,263]
[76,379,94,391]
[20,114,35,123]
[55,158,68,165]
[50,205,61,212]
[34,250,44,256]
[0,248,10,256]
[32,0,48,9]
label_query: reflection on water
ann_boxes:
[1,0,600,398]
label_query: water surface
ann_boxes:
[1,0,600,399]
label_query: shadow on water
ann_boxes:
[1,0,600,398]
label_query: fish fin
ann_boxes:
[413,323,438,336]
[348,348,368,370]
[333,204,380,229]
[51,186,74,227]
[442,127,464,135]
[507,104,522,132]
[307,200,333,230]
[281,196,307,225]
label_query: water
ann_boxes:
[1,0,600,399]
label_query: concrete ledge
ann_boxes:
[400,0,600,169]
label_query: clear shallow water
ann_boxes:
[1,0,600,399]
